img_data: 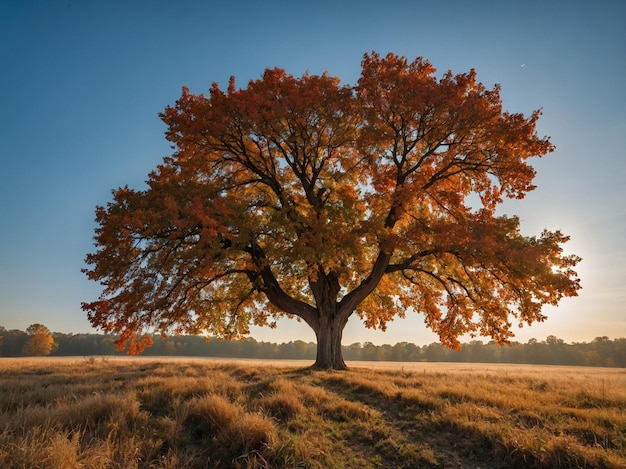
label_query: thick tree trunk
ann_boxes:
[312,314,348,370]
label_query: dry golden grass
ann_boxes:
[0,357,624,468]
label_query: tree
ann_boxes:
[82,52,581,369]
[21,323,57,356]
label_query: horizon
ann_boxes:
[3,325,622,348]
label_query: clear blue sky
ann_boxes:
[1,0,624,346]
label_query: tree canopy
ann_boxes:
[21,323,57,356]
[83,52,581,369]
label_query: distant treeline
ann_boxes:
[0,328,624,367]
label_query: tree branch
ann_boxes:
[337,250,393,318]
[386,249,439,272]
[245,242,319,330]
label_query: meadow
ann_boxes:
[0,357,624,468]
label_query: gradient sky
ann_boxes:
[1,0,624,347]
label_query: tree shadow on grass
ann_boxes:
[314,374,533,469]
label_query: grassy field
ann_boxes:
[0,358,624,468]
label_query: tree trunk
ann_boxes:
[312,314,348,370]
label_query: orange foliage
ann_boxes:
[82,52,580,359]
[22,324,57,356]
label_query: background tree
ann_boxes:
[0,329,28,356]
[21,323,57,357]
[83,52,581,369]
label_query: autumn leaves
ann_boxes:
[82,52,580,367]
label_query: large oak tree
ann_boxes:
[83,52,581,369]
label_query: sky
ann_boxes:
[0,0,624,347]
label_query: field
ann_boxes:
[0,358,624,468]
